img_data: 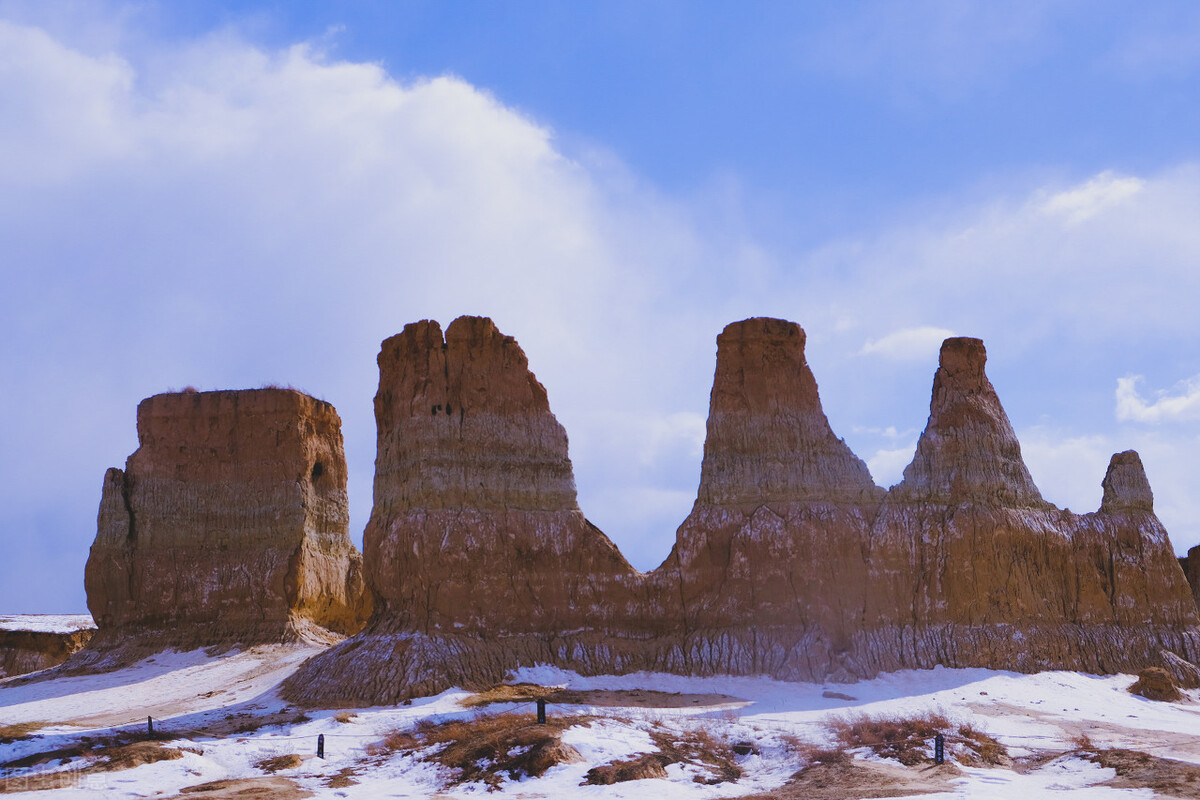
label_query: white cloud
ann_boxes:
[1038,171,1145,224]
[0,18,736,607]
[1020,426,1200,555]
[1116,375,1200,423]
[867,446,917,488]
[860,326,955,361]
[4,12,1200,610]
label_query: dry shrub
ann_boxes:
[95,741,195,771]
[367,712,584,790]
[333,712,357,724]
[955,724,1010,767]
[652,726,742,784]
[324,768,360,788]
[828,712,951,766]
[255,754,303,773]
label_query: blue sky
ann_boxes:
[2,0,1200,612]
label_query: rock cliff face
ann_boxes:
[286,318,644,705]
[82,388,369,659]
[284,318,1200,706]
[1186,545,1200,612]
[862,342,1199,678]
[656,318,885,681]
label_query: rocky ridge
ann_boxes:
[79,388,370,665]
[284,317,1200,707]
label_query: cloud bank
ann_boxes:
[2,14,1199,611]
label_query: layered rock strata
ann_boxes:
[286,318,645,705]
[654,318,885,681]
[285,318,1200,706]
[1185,545,1200,612]
[81,388,369,661]
[862,342,1199,679]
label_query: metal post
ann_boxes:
[934,733,944,765]
[147,717,154,736]
[536,698,547,724]
[317,733,325,759]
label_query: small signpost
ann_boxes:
[536,698,547,724]
[317,733,325,759]
[934,733,944,765]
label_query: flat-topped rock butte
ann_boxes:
[282,316,1200,706]
[76,388,370,669]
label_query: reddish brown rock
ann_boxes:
[861,340,1199,676]
[0,618,94,678]
[1187,544,1200,613]
[656,318,884,680]
[286,318,643,705]
[284,319,1200,706]
[81,389,369,660]
[1129,666,1182,701]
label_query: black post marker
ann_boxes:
[537,698,547,725]
[934,733,944,765]
[317,733,325,759]
[147,717,153,736]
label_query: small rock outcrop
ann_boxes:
[286,318,643,705]
[1129,667,1183,702]
[81,388,369,661]
[0,617,94,678]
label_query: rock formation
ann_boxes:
[285,318,644,705]
[0,618,94,678]
[81,388,369,661]
[1184,545,1200,611]
[275,318,1200,706]
[862,341,1199,678]
[656,318,885,680]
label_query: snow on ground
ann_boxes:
[0,644,322,728]
[0,615,94,634]
[3,649,1200,798]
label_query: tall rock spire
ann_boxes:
[697,318,879,506]
[894,337,1043,506]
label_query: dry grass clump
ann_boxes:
[333,711,357,724]
[829,712,951,766]
[584,723,743,786]
[366,712,585,790]
[0,722,45,744]
[827,713,1007,768]
[255,754,303,773]
[955,724,1010,767]
[1085,748,1200,797]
